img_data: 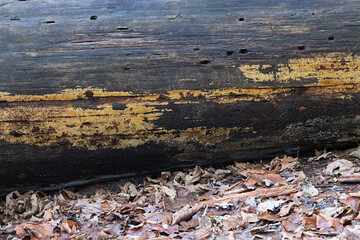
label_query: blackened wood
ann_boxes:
[0,0,359,192]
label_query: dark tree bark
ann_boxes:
[0,0,359,192]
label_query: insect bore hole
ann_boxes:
[200,60,211,64]
[239,48,248,54]
[297,45,306,51]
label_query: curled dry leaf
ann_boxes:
[244,172,286,188]
[125,182,140,197]
[349,147,360,159]
[279,202,297,217]
[234,162,248,171]
[185,184,212,195]
[282,212,303,232]
[258,211,283,222]
[270,156,300,172]
[308,152,332,162]
[281,156,300,171]
[43,208,53,221]
[57,189,81,206]
[303,215,316,229]
[320,206,348,218]
[240,211,259,223]
[15,222,54,239]
[185,165,203,185]
[315,213,342,233]
[324,159,355,176]
[74,199,102,219]
[338,225,360,239]
[5,191,49,218]
[222,215,242,230]
[171,204,203,225]
[292,171,307,185]
[160,185,177,200]
[345,196,360,216]
[257,199,285,212]
[61,219,79,235]
[22,193,39,218]
[5,191,21,215]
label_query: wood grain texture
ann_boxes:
[0,0,360,192]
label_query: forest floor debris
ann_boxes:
[1,147,360,239]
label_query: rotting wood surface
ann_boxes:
[0,0,360,192]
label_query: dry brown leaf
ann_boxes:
[144,177,162,185]
[61,219,79,235]
[244,172,286,188]
[324,159,355,176]
[338,225,360,239]
[249,164,266,174]
[240,211,259,223]
[320,206,347,218]
[185,165,203,185]
[303,215,316,230]
[345,196,360,212]
[292,171,307,185]
[144,211,172,225]
[281,156,300,171]
[270,156,300,172]
[257,199,285,212]
[222,215,242,230]
[151,237,175,240]
[279,202,297,217]
[15,222,54,239]
[282,212,303,232]
[171,204,203,225]
[258,211,283,222]
[97,231,110,240]
[57,189,81,206]
[177,228,213,239]
[269,157,282,172]
[234,162,247,170]
[43,209,53,221]
[5,191,21,215]
[74,199,102,219]
[22,193,39,218]
[125,182,140,197]
[315,213,342,232]
[185,184,212,195]
[349,147,360,159]
[161,185,177,200]
[308,152,332,162]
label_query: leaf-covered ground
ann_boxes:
[2,147,360,239]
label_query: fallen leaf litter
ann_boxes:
[1,147,360,239]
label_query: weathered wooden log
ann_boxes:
[0,0,360,192]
